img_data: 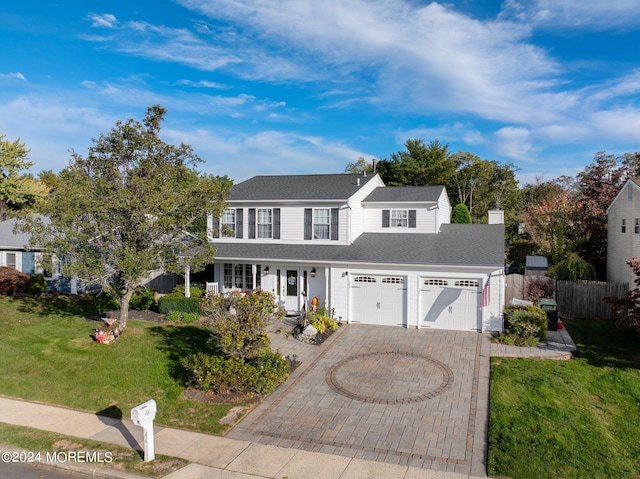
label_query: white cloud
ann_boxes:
[89,13,118,28]
[500,0,640,30]
[492,127,535,161]
[166,128,370,181]
[1,72,27,81]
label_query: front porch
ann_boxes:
[186,262,328,314]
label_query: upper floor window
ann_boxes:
[221,208,236,237]
[247,208,279,239]
[391,210,408,227]
[635,218,639,234]
[382,209,416,228]
[257,208,272,238]
[305,208,338,240]
[622,218,627,233]
[314,209,330,239]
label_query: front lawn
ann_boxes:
[0,295,240,434]
[489,318,640,479]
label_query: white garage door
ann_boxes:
[420,278,480,331]
[351,275,407,326]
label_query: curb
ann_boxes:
[0,444,166,479]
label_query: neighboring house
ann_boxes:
[0,216,47,276]
[606,177,640,288]
[0,216,84,292]
[203,173,505,332]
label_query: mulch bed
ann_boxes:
[183,387,259,405]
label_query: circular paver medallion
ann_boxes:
[326,351,454,404]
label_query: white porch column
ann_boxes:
[324,267,329,309]
[184,265,191,298]
[251,264,257,290]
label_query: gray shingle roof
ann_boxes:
[212,224,504,268]
[363,186,445,202]
[228,174,377,201]
[0,217,34,250]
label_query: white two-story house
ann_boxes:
[205,173,505,332]
[606,177,640,288]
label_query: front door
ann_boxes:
[284,269,299,312]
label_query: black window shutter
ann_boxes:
[248,208,255,239]
[331,208,339,240]
[304,208,312,240]
[273,208,281,239]
[211,216,220,238]
[382,210,390,228]
[409,210,416,228]
[235,208,243,238]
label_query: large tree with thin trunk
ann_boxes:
[19,105,230,331]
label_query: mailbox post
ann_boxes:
[131,399,157,461]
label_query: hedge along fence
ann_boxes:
[505,274,628,319]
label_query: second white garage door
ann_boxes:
[420,278,480,331]
[351,275,407,326]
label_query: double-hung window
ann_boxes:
[622,218,627,233]
[221,208,236,237]
[257,209,272,238]
[391,210,408,227]
[382,209,416,228]
[314,208,330,239]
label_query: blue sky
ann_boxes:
[2,1,640,185]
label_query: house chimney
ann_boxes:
[488,207,504,224]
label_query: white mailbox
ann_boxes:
[131,399,157,426]
[131,399,157,461]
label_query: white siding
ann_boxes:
[436,188,452,230]
[362,205,439,234]
[347,174,385,242]
[607,181,640,287]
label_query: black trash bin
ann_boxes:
[546,310,559,331]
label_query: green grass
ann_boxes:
[0,295,241,434]
[489,318,640,479]
[0,422,188,478]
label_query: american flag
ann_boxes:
[480,273,491,310]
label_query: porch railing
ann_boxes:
[205,282,219,295]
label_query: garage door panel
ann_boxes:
[351,275,406,326]
[420,278,480,331]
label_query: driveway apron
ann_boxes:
[227,322,491,477]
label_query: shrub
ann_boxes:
[201,289,284,360]
[525,276,554,303]
[250,349,290,394]
[501,305,548,346]
[172,284,204,299]
[0,267,29,295]
[181,349,289,395]
[309,312,338,334]
[158,293,201,314]
[26,273,47,294]
[130,287,155,311]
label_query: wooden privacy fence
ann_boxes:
[505,274,628,320]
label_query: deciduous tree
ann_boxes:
[19,105,230,331]
[0,135,48,212]
[604,257,640,332]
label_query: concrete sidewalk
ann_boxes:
[0,396,485,479]
[490,326,577,359]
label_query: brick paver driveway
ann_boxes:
[227,321,491,477]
